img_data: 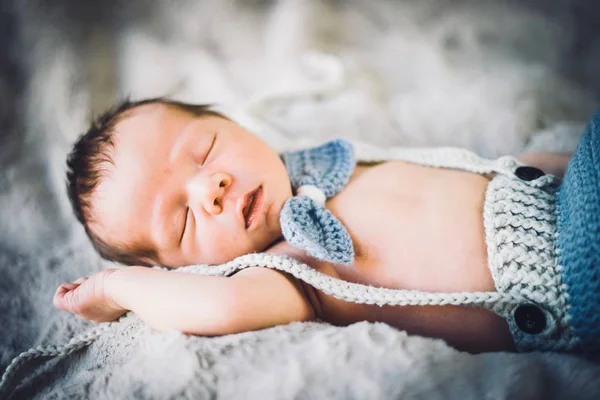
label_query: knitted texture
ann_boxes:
[280,139,356,264]
[181,254,526,311]
[484,174,575,352]
[284,138,355,198]
[556,109,600,352]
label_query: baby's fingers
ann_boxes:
[53,284,79,311]
[54,284,73,301]
[53,287,69,310]
[53,277,87,298]
[56,282,78,292]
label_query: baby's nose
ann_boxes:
[195,172,232,215]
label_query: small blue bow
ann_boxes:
[280,139,356,265]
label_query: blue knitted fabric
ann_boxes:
[280,139,356,265]
[556,109,600,352]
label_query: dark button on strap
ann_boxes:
[514,304,547,334]
[515,166,545,181]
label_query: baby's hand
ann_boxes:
[53,268,127,323]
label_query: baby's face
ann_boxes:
[91,104,292,267]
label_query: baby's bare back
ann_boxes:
[277,161,515,352]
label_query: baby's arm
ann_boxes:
[54,266,315,335]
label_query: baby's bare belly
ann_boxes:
[292,161,514,352]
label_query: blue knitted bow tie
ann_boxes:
[280,139,356,265]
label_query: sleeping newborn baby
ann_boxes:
[55,98,600,355]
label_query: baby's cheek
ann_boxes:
[210,233,251,262]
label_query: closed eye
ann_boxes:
[180,207,189,245]
[202,133,217,165]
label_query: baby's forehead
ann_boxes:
[110,104,187,157]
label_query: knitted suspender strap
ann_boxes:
[352,140,520,176]
[182,253,526,313]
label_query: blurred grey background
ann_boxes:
[1,1,600,395]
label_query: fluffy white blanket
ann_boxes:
[1,0,600,398]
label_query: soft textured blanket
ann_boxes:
[2,0,600,398]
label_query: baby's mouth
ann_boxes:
[242,185,263,229]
